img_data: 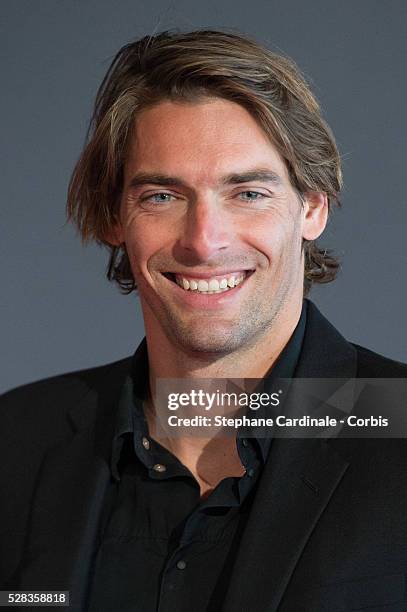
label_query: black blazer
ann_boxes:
[1,301,407,611]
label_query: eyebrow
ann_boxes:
[127,168,283,190]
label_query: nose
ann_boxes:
[178,197,231,261]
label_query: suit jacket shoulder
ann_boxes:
[352,342,407,377]
[1,357,132,430]
[0,355,132,498]
[0,357,132,588]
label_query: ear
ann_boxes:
[104,219,124,246]
[302,191,328,241]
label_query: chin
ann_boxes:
[180,337,239,355]
[167,321,257,356]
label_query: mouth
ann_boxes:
[162,270,254,294]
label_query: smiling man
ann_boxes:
[115,98,325,369]
[2,30,407,612]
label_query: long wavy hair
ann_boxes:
[67,29,342,295]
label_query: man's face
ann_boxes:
[116,98,326,354]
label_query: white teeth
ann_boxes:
[172,272,248,293]
[197,280,209,291]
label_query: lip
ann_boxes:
[166,269,253,280]
[160,270,254,310]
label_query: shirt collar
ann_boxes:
[110,340,148,481]
[111,301,307,480]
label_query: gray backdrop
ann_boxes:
[2,0,406,393]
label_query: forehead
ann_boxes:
[124,98,289,184]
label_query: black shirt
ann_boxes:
[88,303,307,612]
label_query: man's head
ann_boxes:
[67,30,342,354]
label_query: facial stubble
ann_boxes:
[140,217,304,356]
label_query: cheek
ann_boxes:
[247,216,298,266]
[124,218,175,278]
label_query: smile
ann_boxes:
[164,271,253,294]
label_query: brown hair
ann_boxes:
[67,29,342,295]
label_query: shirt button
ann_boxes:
[176,560,187,570]
[153,463,167,473]
[142,437,150,450]
[246,467,255,478]
[242,438,249,447]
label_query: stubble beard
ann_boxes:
[139,227,303,357]
[154,268,296,357]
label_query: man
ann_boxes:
[1,30,407,611]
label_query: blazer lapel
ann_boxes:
[17,363,129,611]
[223,301,358,612]
[222,437,350,612]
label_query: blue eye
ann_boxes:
[140,192,175,205]
[150,193,174,203]
[239,191,265,201]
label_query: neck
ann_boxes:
[141,299,303,496]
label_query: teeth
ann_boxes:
[197,280,209,291]
[174,272,247,293]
